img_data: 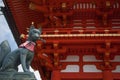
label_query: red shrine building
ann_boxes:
[2,0,120,80]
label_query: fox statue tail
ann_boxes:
[0,40,11,68]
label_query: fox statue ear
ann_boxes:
[29,22,35,30]
[39,27,42,32]
[38,24,42,32]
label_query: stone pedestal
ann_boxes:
[0,72,37,80]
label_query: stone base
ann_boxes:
[0,72,37,80]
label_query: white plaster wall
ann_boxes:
[83,55,102,62]
[60,55,79,62]
[111,56,120,73]
[61,65,80,72]
[61,55,102,72]
[111,55,120,62]
[83,65,102,72]
[112,65,120,73]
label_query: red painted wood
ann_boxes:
[103,70,113,80]
[51,70,61,80]
[3,0,120,80]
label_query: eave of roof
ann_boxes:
[2,0,21,45]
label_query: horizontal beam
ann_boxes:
[60,73,102,79]
[41,34,120,37]
[39,34,120,44]
[60,72,120,79]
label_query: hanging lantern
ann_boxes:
[62,2,67,8]
[106,1,111,7]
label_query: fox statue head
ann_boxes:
[27,24,42,42]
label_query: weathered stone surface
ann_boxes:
[0,72,37,80]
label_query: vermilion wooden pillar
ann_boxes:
[103,70,113,80]
[51,70,61,80]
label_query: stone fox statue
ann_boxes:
[0,24,45,72]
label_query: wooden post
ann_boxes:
[51,70,61,80]
[103,70,113,80]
